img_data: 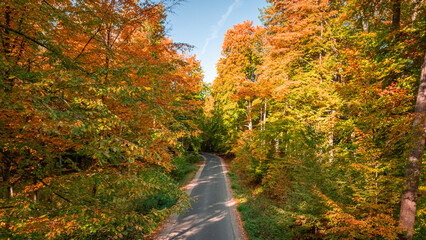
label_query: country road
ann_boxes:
[157,153,244,240]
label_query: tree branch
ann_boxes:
[0,24,94,77]
[37,178,72,203]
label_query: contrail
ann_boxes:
[201,0,242,56]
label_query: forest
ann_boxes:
[0,0,204,238]
[204,0,426,239]
[1,0,426,239]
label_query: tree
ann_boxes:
[210,21,264,150]
[399,53,426,240]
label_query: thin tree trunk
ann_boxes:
[1,155,13,198]
[247,100,252,131]
[8,186,14,198]
[329,110,335,163]
[33,177,38,202]
[93,183,97,196]
[105,27,111,84]
[274,138,279,157]
[3,5,13,89]
[412,1,418,23]
[328,131,334,162]
[320,13,323,66]
[361,10,369,32]
[351,131,357,159]
[261,99,267,145]
[389,0,402,84]
[263,99,267,131]
[412,0,424,23]
[375,162,379,204]
[399,53,426,240]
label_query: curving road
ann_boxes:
[157,153,244,240]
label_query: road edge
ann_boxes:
[154,154,206,239]
[216,154,247,240]
[186,154,206,195]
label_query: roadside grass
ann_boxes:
[170,153,203,187]
[230,166,327,240]
[228,171,294,240]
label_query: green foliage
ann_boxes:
[200,104,234,153]
[209,0,426,239]
[0,167,189,239]
[170,153,202,182]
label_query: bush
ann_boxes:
[170,153,202,181]
[187,153,203,164]
[137,190,178,214]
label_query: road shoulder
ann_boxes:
[152,155,206,239]
[216,154,248,240]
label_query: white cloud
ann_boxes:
[200,0,242,56]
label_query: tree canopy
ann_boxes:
[0,0,204,238]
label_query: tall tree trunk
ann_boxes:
[392,0,402,30]
[399,53,426,240]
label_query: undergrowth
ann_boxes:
[229,169,322,240]
[0,153,202,239]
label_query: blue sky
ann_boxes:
[166,0,266,84]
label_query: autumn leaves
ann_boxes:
[207,0,426,239]
[1,0,425,239]
[0,0,203,238]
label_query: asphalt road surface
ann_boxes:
[157,153,244,240]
